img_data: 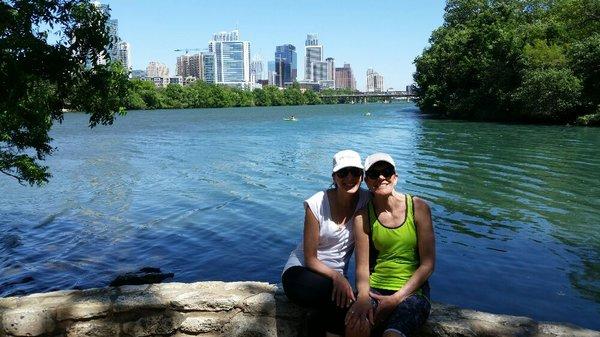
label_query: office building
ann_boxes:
[91,3,131,68]
[106,18,119,61]
[273,44,297,87]
[326,57,335,83]
[208,29,251,87]
[312,61,329,82]
[145,76,169,88]
[250,58,264,83]
[267,60,276,85]
[146,61,169,77]
[304,34,323,82]
[115,42,131,71]
[335,63,356,90]
[169,76,184,86]
[202,53,216,83]
[366,68,384,92]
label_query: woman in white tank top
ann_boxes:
[282,150,370,337]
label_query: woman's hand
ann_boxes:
[345,296,373,333]
[331,272,356,307]
[369,292,401,324]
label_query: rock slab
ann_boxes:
[0,281,597,337]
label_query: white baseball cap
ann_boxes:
[332,150,364,173]
[364,152,396,172]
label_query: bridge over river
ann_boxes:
[318,91,417,103]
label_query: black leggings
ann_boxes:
[282,266,348,335]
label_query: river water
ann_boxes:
[1,103,599,329]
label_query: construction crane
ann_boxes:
[174,48,202,55]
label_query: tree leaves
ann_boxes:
[1,0,129,185]
[414,0,600,123]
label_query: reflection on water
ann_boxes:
[0,104,598,329]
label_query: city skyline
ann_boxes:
[99,0,446,91]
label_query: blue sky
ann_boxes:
[101,0,446,91]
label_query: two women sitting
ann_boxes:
[282,150,435,337]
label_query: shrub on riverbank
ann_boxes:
[576,110,600,126]
[413,0,600,124]
[125,80,325,110]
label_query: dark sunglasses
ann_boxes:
[365,166,395,180]
[335,167,363,178]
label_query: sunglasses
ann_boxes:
[365,166,395,180]
[335,167,363,179]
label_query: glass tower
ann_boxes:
[274,44,297,87]
[202,53,216,83]
[208,30,251,86]
[304,34,323,82]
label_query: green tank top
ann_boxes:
[368,194,421,291]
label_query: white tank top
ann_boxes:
[283,188,371,275]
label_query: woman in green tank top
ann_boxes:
[345,153,435,337]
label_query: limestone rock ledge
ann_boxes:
[0,281,597,337]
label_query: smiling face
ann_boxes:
[332,166,363,194]
[364,161,397,195]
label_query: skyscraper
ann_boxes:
[208,29,251,87]
[335,63,356,90]
[366,68,384,92]
[326,57,335,82]
[202,53,216,83]
[95,4,118,58]
[267,61,276,85]
[250,57,264,83]
[92,3,130,67]
[304,34,323,82]
[106,18,119,61]
[116,42,131,72]
[274,44,297,87]
[312,61,329,82]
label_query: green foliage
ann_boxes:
[283,85,306,105]
[514,68,582,121]
[319,88,358,104]
[569,33,600,110]
[262,85,286,106]
[253,88,271,106]
[576,109,600,126]
[123,80,333,110]
[523,40,566,69]
[1,0,129,185]
[414,0,600,123]
[163,84,188,109]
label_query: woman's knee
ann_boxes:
[282,267,333,306]
[382,329,406,337]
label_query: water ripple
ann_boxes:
[0,104,598,329]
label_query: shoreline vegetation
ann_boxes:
[125,80,366,111]
[413,0,600,126]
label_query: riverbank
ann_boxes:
[1,281,598,337]
[125,80,367,111]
